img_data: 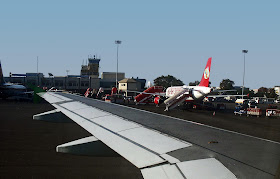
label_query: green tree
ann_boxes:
[188,80,211,87]
[189,80,200,86]
[219,79,235,90]
[258,87,268,93]
[267,88,277,98]
[247,90,256,98]
[154,75,184,88]
[255,87,277,98]
[256,87,267,97]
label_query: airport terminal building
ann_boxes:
[4,57,146,94]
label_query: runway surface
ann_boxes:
[127,103,280,143]
[0,99,142,178]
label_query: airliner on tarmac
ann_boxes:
[135,57,213,111]
[0,62,32,100]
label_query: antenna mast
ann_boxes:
[37,56,38,73]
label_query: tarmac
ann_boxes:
[126,103,280,143]
[0,99,142,178]
[1,98,280,178]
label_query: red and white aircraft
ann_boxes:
[136,57,213,111]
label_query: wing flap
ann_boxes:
[60,101,90,111]
[74,107,110,119]
[50,93,72,101]
[119,127,191,154]
[88,115,141,133]
[141,158,237,179]
[141,164,184,179]
[177,158,237,179]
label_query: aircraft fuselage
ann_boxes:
[0,83,27,99]
[166,86,212,101]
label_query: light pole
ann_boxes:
[37,56,39,86]
[115,40,121,89]
[242,50,248,99]
[66,70,70,76]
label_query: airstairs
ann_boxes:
[134,86,163,104]
[164,88,190,111]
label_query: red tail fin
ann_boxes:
[199,57,212,87]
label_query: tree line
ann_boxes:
[153,75,277,98]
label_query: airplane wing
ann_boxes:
[37,92,280,179]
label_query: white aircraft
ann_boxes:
[0,61,33,100]
[136,57,247,111]
[135,57,213,111]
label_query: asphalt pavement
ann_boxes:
[0,99,142,178]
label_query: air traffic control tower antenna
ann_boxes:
[80,55,100,78]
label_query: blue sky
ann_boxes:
[0,0,279,89]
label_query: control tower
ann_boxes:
[80,56,100,78]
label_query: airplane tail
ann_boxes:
[198,57,212,87]
[0,61,5,85]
